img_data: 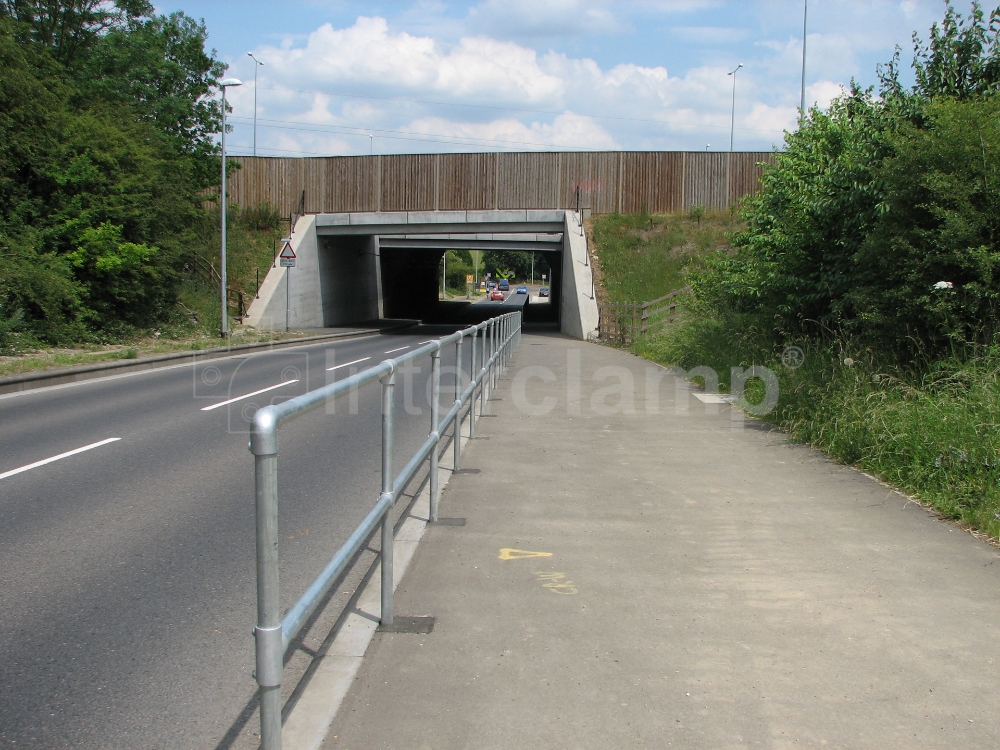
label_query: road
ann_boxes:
[0,326,481,749]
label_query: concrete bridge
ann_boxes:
[246,208,598,339]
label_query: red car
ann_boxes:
[490,290,505,301]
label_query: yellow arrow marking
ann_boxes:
[498,548,553,561]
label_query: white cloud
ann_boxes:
[222,11,878,158]
[807,80,845,110]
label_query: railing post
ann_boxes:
[469,329,478,439]
[429,348,441,523]
[491,319,498,391]
[252,412,282,750]
[479,323,488,417]
[380,369,395,626]
[453,335,463,471]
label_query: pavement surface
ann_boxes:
[0,325,483,749]
[321,332,1000,749]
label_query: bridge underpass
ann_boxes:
[246,209,597,339]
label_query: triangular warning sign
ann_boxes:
[279,242,296,260]
[498,548,553,560]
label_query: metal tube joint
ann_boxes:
[250,406,280,456]
[254,625,283,688]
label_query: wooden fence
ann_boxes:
[222,151,776,217]
[598,288,688,346]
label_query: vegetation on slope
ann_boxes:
[589,209,740,304]
[0,1,273,356]
[612,2,1000,541]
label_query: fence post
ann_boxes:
[480,323,488,416]
[252,412,282,750]
[453,334,463,472]
[380,369,395,626]
[469,329,478,439]
[491,319,498,390]
[429,348,441,523]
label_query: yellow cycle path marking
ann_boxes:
[498,548,553,560]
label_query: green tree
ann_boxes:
[852,96,1000,347]
[0,0,152,65]
[694,2,1000,356]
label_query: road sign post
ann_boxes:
[279,240,295,332]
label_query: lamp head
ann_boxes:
[219,78,243,88]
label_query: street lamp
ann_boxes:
[368,134,373,155]
[247,53,264,156]
[800,0,808,119]
[219,77,242,337]
[727,63,743,152]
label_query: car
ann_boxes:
[490,290,505,301]
[497,279,510,291]
[516,285,528,294]
[538,287,550,297]
[486,281,497,291]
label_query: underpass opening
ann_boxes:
[379,244,560,327]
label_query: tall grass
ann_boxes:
[591,209,740,303]
[634,308,1000,540]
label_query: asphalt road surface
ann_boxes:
[0,327,477,749]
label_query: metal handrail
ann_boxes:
[248,310,521,749]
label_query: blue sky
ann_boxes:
[155,1,952,155]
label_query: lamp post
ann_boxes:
[219,77,242,337]
[727,63,743,152]
[800,0,808,119]
[368,134,373,155]
[247,53,264,156]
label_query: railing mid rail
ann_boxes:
[248,310,521,749]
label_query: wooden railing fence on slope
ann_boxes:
[598,288,687,346]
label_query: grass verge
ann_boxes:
[633,306,1000,542]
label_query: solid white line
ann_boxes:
[384,345,411,354]
[326,357,371,371]
[0,437,121,480]
[200,379,299,411]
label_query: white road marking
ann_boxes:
[0,437,121,480]
[384,345,411,354]
[326,357,371,371]
[416,340,437,345]
[200,379,299,411]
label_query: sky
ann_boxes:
[153,1,955,156]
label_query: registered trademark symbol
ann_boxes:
[781,346,805,369]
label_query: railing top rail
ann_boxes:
[250,313,515,456]
[641,287,688,309]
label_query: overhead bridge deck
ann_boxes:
[246,210,597,339]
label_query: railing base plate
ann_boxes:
[377,616,436,634]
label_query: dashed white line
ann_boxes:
[384,345,411,354]
[200,379,299,411]
[0,438,121,480]
[326,357,371,371]
[416,340,437,345]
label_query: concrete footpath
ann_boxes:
[321,332,1000,749]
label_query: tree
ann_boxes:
[0,5,226,340]
[0,0,152,65]
[693,2,1000,356]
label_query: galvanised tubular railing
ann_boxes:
[249,310,521,750]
